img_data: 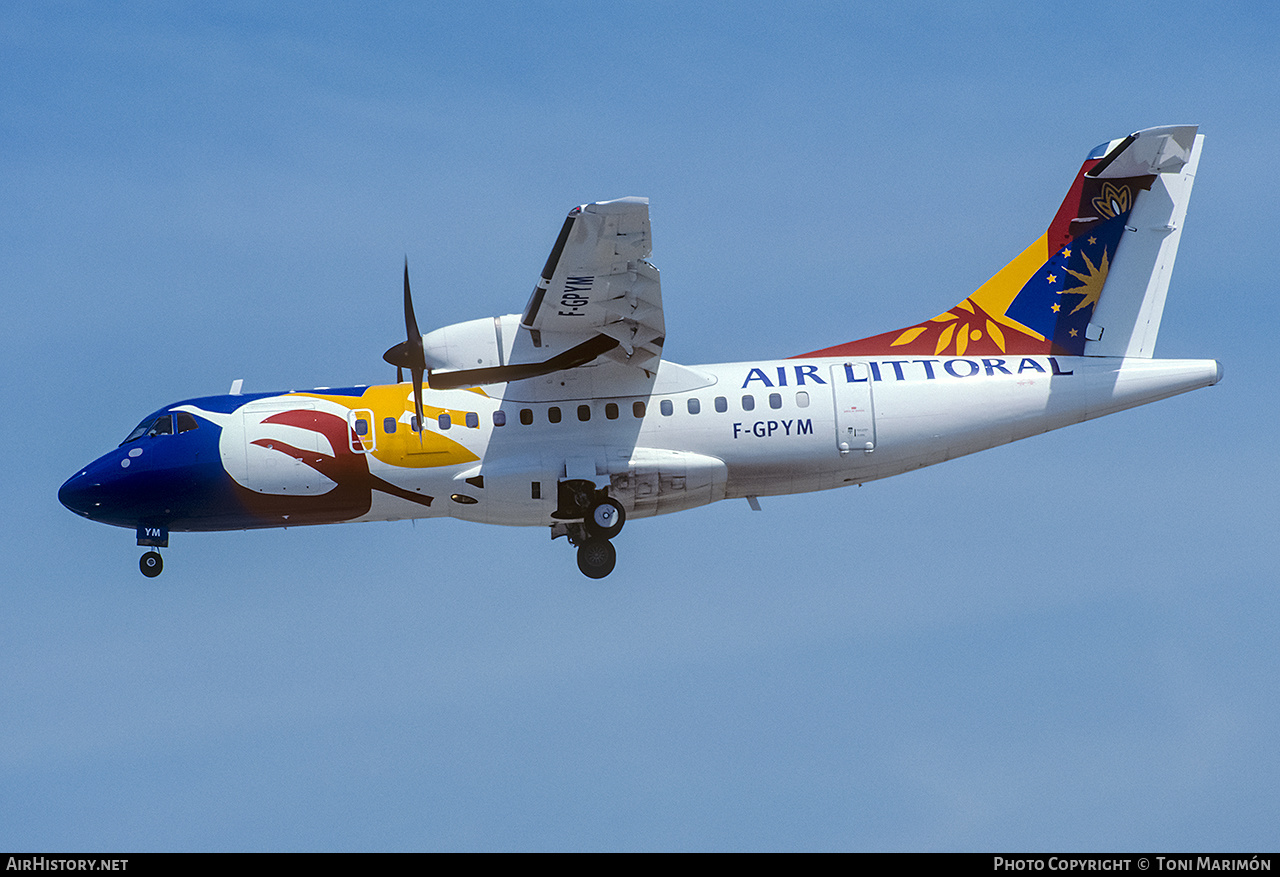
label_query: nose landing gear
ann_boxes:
[139,551,164,577]
[136,524,168,578]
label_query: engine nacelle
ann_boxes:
[422,315,522,373]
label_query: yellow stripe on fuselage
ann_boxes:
[299,385,481,469]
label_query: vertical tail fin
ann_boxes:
[800,126,1201,359]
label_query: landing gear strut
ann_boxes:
[139,551,163,578]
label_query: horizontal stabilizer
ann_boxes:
[1088,125,1197,178]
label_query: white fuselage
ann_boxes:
[256,353,1219,529]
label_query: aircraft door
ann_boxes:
[831,362,875,454]
[348,408,375,453]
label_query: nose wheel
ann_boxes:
[139,551,164,578]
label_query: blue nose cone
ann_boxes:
[59,459,133,523]
[58,450,148,527]
[59,467,101,519]
[58,446,178,528]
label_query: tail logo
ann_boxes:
[889,298,1019,357]
[1092,181,1133,219]
[798,164,1144,360]
[872,210,1125,359]
[796,125,1200,363]
[1061,246,1108,316]
[1004,212,1126,350]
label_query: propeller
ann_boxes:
[380,257,624,408]
[382,260,427,436]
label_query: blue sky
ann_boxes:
[4,1,1277,851]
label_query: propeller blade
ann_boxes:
[404,262,427,438]
[410,365,426,438]
[403,260,422,353]
[382,260,429,437]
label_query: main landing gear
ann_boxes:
[585,497,625,540]
[578,497,625,578]
[576,536,616,579]
[554,494,627,579]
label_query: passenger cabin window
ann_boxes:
[633,401,646,418]
[769,393,782,410]
[465,412,479,429]
[383,417,397,434]
[660,400,673,416]
[687,398,700,415]
[174,412,199,434]
[605,402,619,420]
[548,406,562,424]
[796,391,809,408]
[520,408,533,426]
[438,413,451,430]
[714,396,727,413]
[411,415,421,432]
[578,404,591,422]
[741,395,755,412]
[493,410,507,427]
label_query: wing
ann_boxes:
[428,197,665,392]
[520,197,664,371]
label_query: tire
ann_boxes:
[576,537,617,579]
[584,498,626,540]
[140,551,163,578]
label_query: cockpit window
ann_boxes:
[121,416,156,445]
[121,412,193,446]
[147,415,174,437]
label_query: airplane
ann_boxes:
[59,125,1220,580]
